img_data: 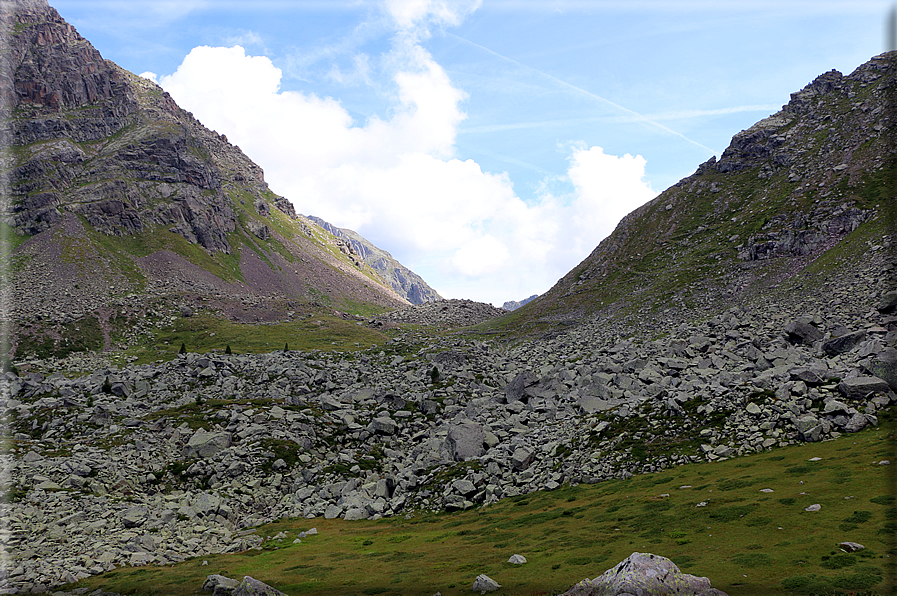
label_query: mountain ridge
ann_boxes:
[495,52,895,336]
[305,215,442,305]
[1,0,414,360]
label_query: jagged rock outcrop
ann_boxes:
[307,215,442,304]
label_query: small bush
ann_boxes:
[782,574,831,593]
[820,554,857,569]
[831,566,883,590]
[843,510,872,524]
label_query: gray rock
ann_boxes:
[452,479,477,496]
[232,576,288,596]
[822,399,851,415]
[472,574,501,594]
[789,365,829,385]
[344,507,368,521]
[446,421,486,461]
[823,330,866,355]
[560,552,727,596]
[203,574,240,595]
[839,376,890,400]
[505,371,539,403]
[122,506,148,529]
[839,541,865,552]
[23,451,44,463]
[784,319,822,345]
[184,429,233,459]
[370,416,397,435]
[508,554,527,564]
[877,289,897,313]
[868,348,897,390]
[842,412,868,433]
[511,447,535,470]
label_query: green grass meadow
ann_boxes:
[121,313,391,364]
[73,413,896,596]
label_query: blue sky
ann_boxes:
[52,0,891,305]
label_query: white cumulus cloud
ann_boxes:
[152,12,657,305]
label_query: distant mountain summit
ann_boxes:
[1,0,409,359]
[306,216,442,305]
[509,52,896,331]
[502,295,538,311]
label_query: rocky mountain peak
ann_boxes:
[518,52,895,328]
[3,0,414,357]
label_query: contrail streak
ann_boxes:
[448,33,716,154]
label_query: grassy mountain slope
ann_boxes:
[488,53,896,338]
[1,0,409,361]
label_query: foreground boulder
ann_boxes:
[561,552,727,596]
[472,574,502,593]
[202,574,287,596]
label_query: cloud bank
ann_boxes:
[143,0,657,305]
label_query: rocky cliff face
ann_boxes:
[518,52,896,329]
[306,216,442,305]
[1,0,409,359]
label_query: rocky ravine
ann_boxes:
[3,245,896,593]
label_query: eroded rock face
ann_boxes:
[307,215,442,305]
[561,552,727,596]
[1,0,291,254]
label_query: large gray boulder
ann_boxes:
[561,552,727,596]
[511,447,535,470]
[822,330,866,355]
[233,576,287,596]
[203,574,240,595]
[877,289,897,313]
[868,348,897,390]
[505,371,539,403]
[184,429,233,459]
[784,319,822,345]
[472,574,501,593]
[446,421,486,461]
[369,416,397,435]
[839,376,891,400]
